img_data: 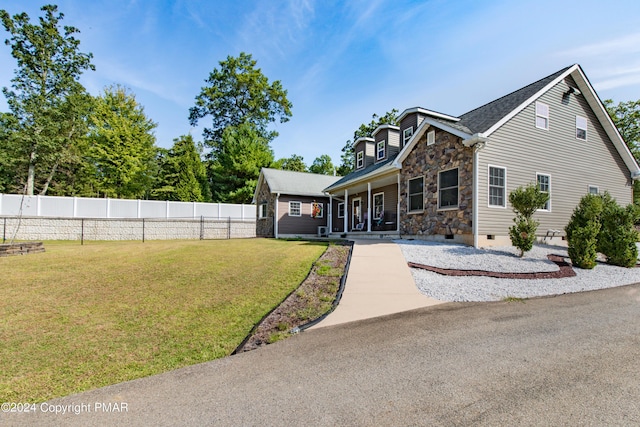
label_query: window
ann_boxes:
[356,151,364,169]
[289,201,301,216]
[337,202,345,218]
[376,140,385,160]
[427,130,435,146]
[403,127,413,146]
[259,203,267,219]
[488,166,506,207]
[536,102,549,130]
[311,202,323,218]
[438,168,459,209]
[408,177,424,212]
[373,193,384,218]
[588,185,599,195]
[537,173,551,211]
[576,116,587,140]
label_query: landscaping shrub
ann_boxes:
[565,192,639,269]
[597,194,639,267]
[508,183,549,257]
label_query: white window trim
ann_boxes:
[536,173,551,212]
[408,176,425,213]
[259,203,267,219]
[576,115,587,141]
[289,201,302,217]
[588,185,599,195]
[310,201,323,218]
[403,127,413,146]
[487,165,507,208]
[376,140,385,161]
[356,151,364,169]
[337,202,345,218]
[536,101,549,130]
[373,192,384,219]
[427,130,435,146]
[438,167,459,210]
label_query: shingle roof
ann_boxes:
[261,168,342,197]
[458,65,573,134]
[325,155,398,191]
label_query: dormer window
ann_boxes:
[536,102,549,130]
[356,151,364,169]
[376,140,385,160]
[403,127,413,146]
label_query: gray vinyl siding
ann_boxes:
[331,199,345,233]
[277,195,330,235]
[388,129,401,157]
[477,77,632,237]
[354,140,375,169]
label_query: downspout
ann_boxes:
[463,135,487,248]
[397,173,401,235]
[328,195,333,234]
[274,193,280,239]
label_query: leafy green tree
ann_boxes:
[153,135,211,202]
[0,5,95,195]
[189,52,292,146]
[87,85,158,199]
[309,154,335,175]
[508,183,549,257]
[274,154,307,172]
[337,109,399,175]
[604,99,640,203]
[209,122,274,203]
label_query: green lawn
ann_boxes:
[0,239,327,402]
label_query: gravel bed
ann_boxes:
[395,239,640,302]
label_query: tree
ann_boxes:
[337,109,399,175]
[604,99,640,203]
[87,85,158,199]
[309,154,335,175]
[189,52,292,146]
[508,183,549,257]
[153,135,211,202]
[0,5,95,195]
[208,122,274,203]
[274,154,307,172]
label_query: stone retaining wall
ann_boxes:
[1,217,256,241]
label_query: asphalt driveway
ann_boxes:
[7,283,640,426]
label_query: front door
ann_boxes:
[352,198,362,230]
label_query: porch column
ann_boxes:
[367,182,371,232]
[397,174,401,234]
[344,189,348,232]
[328,195,333,233]
[274,193,280,238]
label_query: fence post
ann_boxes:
[200,215,204,240]
[228,217,231,239]
[81,218,84,245]
[3,217,6,243]
[142,218,145,242]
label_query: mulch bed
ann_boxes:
[234,242,351,353]
[408,254,576,279]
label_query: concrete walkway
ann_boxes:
[311,239,444,328]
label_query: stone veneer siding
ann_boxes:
[255,179,276,237]
[399,129,474,239]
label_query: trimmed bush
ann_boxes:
[508,184,549,257]
[597,196,639,267]
[566,221,600,269]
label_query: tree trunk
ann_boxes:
[40,161,59,196]
[26,151,36,196]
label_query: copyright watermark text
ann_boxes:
[2,401,128,415]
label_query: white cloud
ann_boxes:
[558,33,640,58]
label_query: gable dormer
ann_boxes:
[353,137,375,170]
[372,124,400,162]
[398,108,429,148]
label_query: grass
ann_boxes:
[502,296,526,303]
[0,239,327,403]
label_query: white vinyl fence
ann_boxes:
[0,194,256,242]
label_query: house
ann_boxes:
[324,64,640,247]
[253,168,342,238]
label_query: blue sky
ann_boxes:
[2,0,640,168]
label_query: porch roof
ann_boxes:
[324,155,399,193]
